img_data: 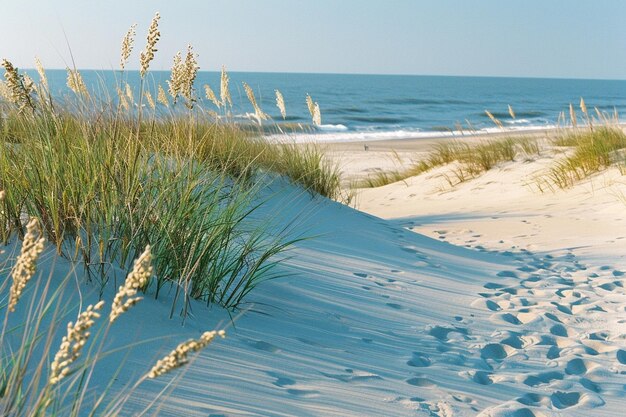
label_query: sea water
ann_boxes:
[26,70,626,142]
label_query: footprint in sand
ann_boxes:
[480,343,516,361]
[249,340,281,353]
[522,371,564,387]
[428,325,470,342]
[286,388,320,397]
[266,371,296,387]
[322,368,383,383]
[406,377,437,388]
[407,352,432,368]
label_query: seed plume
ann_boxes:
[144,90,156,110]
[147,329,225,378]
[204,84,220,108]
[117,87,129,111]
[139,12,161,78]
[34,57,49,95]
[579,97,588,115]
[49,301,105,385]
[167,51,184,103]
[180,44,199,108]
[120,23,137,70]
[485,110,503,129]
[66,68,88,97]
[125,83,134,103]
[0,81,10,101]
[508,104,515,119]
[275,89,286,119]
[243,82,267,122]
[9,218,45,312]
[220,66,232,108]
[1,59,36,113]
[569,103,577,127]
[306,94,321,126]
[157,84,169,107]
[109,245,153,323]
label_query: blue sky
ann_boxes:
[1,0,625,79]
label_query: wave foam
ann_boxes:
[264,124,560,144]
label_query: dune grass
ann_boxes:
[0,12,343,314]
[545,127,626,188]
[356,137,541,188]
[0,232,226,416]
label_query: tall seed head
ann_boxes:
[180,44,199,109]
[167,51,184,103]
[66,68,88,97]
[508,104,515,119]
[147,329,225,378]
[34,56,49,94]
[306,94,321,126]
[120,23,137,70]
[243,82,267,122]
[49,301,105,385]
[275,89,286,119]
[485,110,503,129]
[580,97,587,115]
[139,12,161,78]
[109,245,153,323]
[1,58,36,113]
[125,82,134,103]
[157,84,169,107]
[204,84,220,108]
[569,103,577,127]
[144,90,156,110]
[220,66,232,107]
[9,218,45,312]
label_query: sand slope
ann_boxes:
[3,168,625,416]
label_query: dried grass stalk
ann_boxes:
[109,246,153,323]
[9,218,45,312]
[34,56,49,94]
[220,66,232,108]
[508,104,515,119]
[146,330,225,378]
[485,110,503,129]
[144,90,156,110]
[204,84,220,108]
[49,301,105,385]
[66,68,88,97]
[569,103,577,127]
[243,82,267,121]
[139,12,160,78]
[120,23,137,70]
[157,84,169,107]
[275,89,286,119]
[1,58,36,112]
[306,94,322,126]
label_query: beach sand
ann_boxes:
[3,128,625,416]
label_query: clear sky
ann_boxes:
[1,0,625,79]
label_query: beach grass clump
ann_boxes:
[0,10,345,312]
[547,127,626,188]
[0,239,225,416]
[357,137,540,188]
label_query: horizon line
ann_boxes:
[18,67,626,82]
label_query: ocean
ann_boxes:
[26,70,626,142]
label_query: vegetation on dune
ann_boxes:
[356,136,541,188]
[0,10,341,416]
[0,12,343,315]
[0,222,226,416]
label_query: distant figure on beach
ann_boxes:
[364,144,369,151]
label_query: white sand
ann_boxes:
[3,135,626,416]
